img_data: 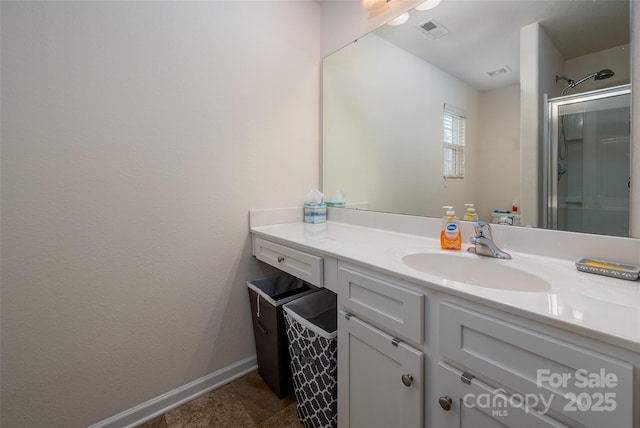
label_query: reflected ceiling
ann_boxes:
[374,0,629,91]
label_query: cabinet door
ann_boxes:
[337,310,423,428]
[435,362,568,428]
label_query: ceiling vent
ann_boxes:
[485,66,513,77]
[418,19,448,39]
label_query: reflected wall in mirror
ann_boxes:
[322,0,631,236]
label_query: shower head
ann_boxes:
[560,68,615,96]
[594,69,615,80]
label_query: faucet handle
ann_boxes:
[474,221,493,238]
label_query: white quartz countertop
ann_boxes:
[251,221,640,352]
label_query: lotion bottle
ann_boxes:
[464,203,478,222]
[441,206,462,250]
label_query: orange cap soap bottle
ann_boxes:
[441,206,462,250]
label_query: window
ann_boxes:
[442,104,466,178]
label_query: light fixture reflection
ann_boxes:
[362,0,391,18]
[387,12,410,26]
[415,0,441,11]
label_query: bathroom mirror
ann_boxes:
[322,0,631,236]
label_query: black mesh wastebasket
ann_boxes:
[247,273,317,398]
[283,289,337,428]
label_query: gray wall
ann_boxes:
[0,2,320,426]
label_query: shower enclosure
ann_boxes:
[544,84,631,237]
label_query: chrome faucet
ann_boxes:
[467,221,511,259]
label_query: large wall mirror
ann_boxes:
[323,0,631,237]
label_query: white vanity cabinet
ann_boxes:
[435,302,634,428]
[333,262,636,428]
[250,222,640,428]
[337,262,424,428]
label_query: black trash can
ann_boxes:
[283,289,337,428]
[247,273,317,398]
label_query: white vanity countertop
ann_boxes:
[251,221,640,352]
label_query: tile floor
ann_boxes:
[136,370,303,428]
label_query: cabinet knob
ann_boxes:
[439,395,453,411]
[401,374,413,387]
[277,256,285,263]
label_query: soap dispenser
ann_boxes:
[464,203,478,222]
[441,206,462,250]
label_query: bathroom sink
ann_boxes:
[402,252,551,292]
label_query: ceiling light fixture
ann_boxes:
[415,0,441,11]
[361,0,391,18]
[387,12,410,26]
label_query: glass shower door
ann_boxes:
[546,85,631,237]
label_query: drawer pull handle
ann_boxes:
[277,256,285,263]
[401,374,413,387]
[461,371,474,385]
[439,396,453,411]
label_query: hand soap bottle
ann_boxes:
[441,206,462,250]
[464,203,478,222]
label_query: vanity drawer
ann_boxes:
[253,237,323,287]
[338,263,423,344]
[439,302,633,428]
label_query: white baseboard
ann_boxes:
[89,354,258,428]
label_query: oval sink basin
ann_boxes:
[403,252,551,292]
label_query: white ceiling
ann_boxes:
[373,0,630,91]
